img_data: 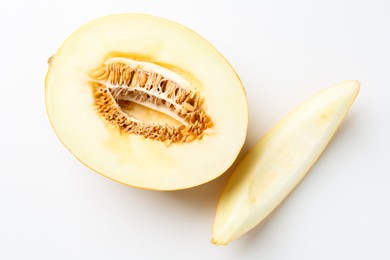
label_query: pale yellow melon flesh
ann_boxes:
[212,81,359,245]
[45,14,248,190]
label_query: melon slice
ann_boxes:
[45,14,248,190]
[212,81,359,245]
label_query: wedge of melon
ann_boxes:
[212,81,359,245]
[45,14,248,190]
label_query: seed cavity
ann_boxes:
[90,57,213,144]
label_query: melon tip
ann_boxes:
[211,237,228,246]
[333,80,360,101]
[343,80,361,94]
[345,80,361,100]
[352,79,361,93]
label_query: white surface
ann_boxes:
[0,0,389,259]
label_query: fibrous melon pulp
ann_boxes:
[45,14,248,190]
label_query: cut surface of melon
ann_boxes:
[45,14,248,190]
[212,81,359,245]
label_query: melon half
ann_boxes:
[45,14,248,190]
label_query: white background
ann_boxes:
[1,0,389,259]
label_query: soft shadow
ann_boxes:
[158,137,254,217]
[98,133,257,227]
